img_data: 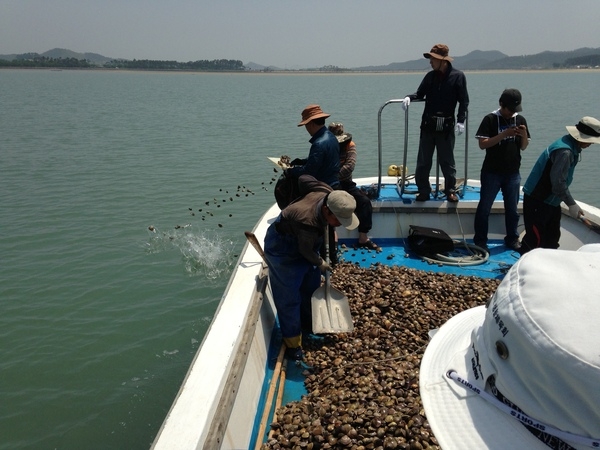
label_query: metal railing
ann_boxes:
[376,98,468,199]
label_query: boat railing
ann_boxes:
[376,98,469,199]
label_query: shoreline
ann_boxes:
[1,67,599,75]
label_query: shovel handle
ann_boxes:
[580,217,600,235]
[244,231,268,265]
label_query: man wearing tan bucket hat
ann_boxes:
[400,44,469,203]
[520,116,600,254]
[286,104,341,189]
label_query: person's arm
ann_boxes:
[549,149,575,206]
[517,117,530,151]
[478,125,526,150]
[339,142,356,182]
[456,73,469,124]
[295,227,323,266]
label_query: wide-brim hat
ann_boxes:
[326,190,359,230]
[566,116,600,144]
[298,104,331,127]
[420,246,600,450]
[423,44,453,62]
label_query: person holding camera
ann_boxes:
[473,89,530,251]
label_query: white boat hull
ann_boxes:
[151,177,600,450]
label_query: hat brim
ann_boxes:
[420,306,568,450]
[566,126,600,144]
[423,52,453,62]
[298,112,331,127]
[336,133,352,144]
[337,213,359,230]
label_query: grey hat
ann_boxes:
[327,191,359,230]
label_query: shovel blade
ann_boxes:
[311,286,354,334]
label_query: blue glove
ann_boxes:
[454,122,465,135]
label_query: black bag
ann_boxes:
[407,225,454,256]
[274,173,300,210]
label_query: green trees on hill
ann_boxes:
[0,56,246,71]
[103,59,245,71]
[0,56,93,68]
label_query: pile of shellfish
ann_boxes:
[262,262,500,450]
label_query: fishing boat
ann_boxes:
[150,100,600,450]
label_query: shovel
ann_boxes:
[311,225,354,334]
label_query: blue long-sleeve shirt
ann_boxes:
[287,126,340,187]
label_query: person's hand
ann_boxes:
[290,158,306,166]
[401,96,411,111]
[455,123,465,135]
[318,260,332,272]
[569,204,583,219]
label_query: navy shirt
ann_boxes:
[287,127,340,187]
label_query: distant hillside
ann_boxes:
[0,48,115,65]
[353,47,600,71]
[1,46,599,71]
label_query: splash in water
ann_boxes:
[145,225,236,279]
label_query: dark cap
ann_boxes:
[499,89,523,112]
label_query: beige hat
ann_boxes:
[298,104,331,127]
[423,43,453,62]
[326,191,359,230]
[566,116,600,144]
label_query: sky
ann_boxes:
[1,0,600,69]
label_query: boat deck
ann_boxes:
[338,238,519,279]
[250,180,522,448]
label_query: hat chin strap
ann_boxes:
[446,370,600,449]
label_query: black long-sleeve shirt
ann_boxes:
[407,62,469,124]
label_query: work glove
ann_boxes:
[454,122,465,135]
[318,260,332,273]
[569,204,583,219]
[290,158,306,166]
[401,96,411,111]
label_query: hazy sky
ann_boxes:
[2,0,599,68]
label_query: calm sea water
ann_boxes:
[0,68,599,449]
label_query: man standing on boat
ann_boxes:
[285,104,341,189]
[473,89,530,252]
[264,175,359,361]
[401,44,469,203]
[520,116,600,254]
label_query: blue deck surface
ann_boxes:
[338,238,520,280]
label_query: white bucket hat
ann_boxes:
[420,245,600,450]
[566,116,600,144]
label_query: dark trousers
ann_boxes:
[474,171,521,245]
[342,184,373,234]
[264,221,321,344]
[415,130,456,195]
[520,194,562,254]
